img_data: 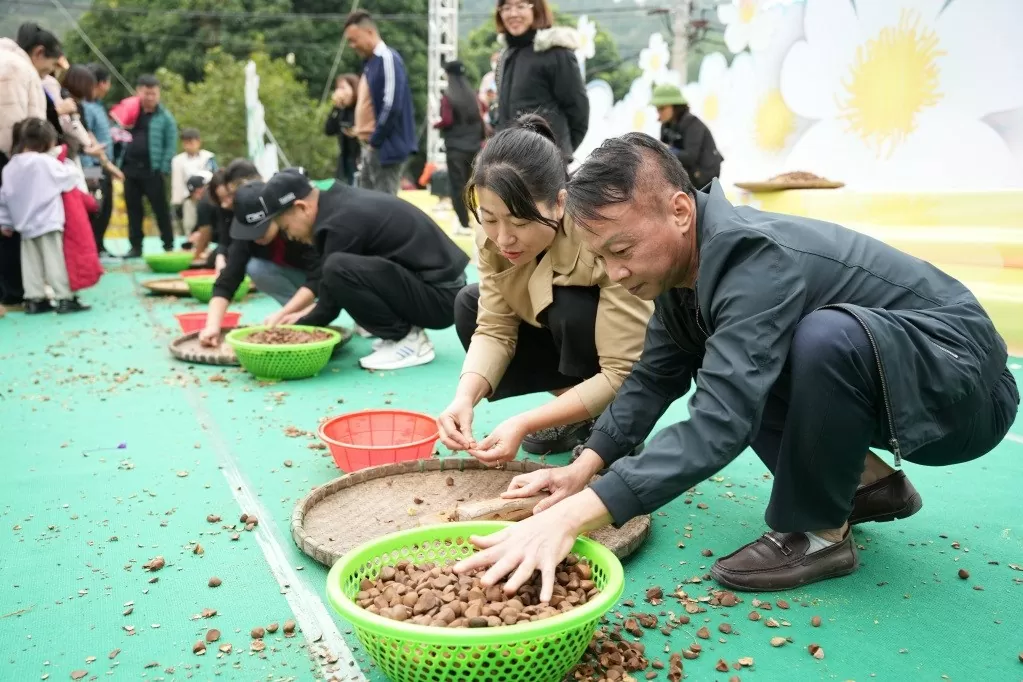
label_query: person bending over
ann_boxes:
[256,167,469,371]
[438,115,652,463]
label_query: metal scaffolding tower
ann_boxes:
[427,0,458,166]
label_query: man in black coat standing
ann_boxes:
[453,133,1019,600]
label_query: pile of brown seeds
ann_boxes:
[355,555,597,628]
[246,328,332,345]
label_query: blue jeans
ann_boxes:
[245,258,306,305]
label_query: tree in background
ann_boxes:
[159,50,336,179]
[460,11,640,102]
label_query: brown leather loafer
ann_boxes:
[710,531,858,592]
[849,470,923,525]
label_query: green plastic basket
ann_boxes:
[185,275,251,303]
[225,325,341,380]
[326,521,625,682]
[144,251,195,273]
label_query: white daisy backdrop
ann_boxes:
[576,0,1023,191]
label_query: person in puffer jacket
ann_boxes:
[492,0,589,163]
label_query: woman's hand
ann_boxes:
[198,324,221,348]
[468,416,529,465]
[502,465,591,514]
[105,163,124,182]
[437,397,476,452]
[56,99,77,116]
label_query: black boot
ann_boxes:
[56,297,91,314]
[24,299,54,314]
[124,247,143,259]
[521,419,595,455]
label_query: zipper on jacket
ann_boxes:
[931,341,959,359]
[818,305,902,465]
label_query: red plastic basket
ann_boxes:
[318,410,439,472]
[175,311,241,334]
[180,269,217,279]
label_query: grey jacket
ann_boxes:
[587,181,1013,526]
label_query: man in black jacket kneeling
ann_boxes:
[452,133,1019,599]
[251,168,469,371]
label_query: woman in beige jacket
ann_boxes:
[438,115,653,465]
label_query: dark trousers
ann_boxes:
[91,172,113,252]
[123,172,174,250]
[454,283,601,400]
[337,154,358,186]
[0,151,22,303]
[752,308,1019,532]
[302,252,463,339]
[446,149,476,229]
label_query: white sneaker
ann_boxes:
[358,328,435,370]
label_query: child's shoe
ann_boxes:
[24,299,54,314]
[56,298,90,314]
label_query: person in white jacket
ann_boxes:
[0,118,86,314]
[171,128,217,237]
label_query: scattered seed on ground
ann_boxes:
[192,641,206,655]
[208,576,221,587]
[958,569,970,579]
[770,637,787,647]
[266,622,279,633]
[205,629,220,643]
[251,627,265,639]
[811,615,822,627]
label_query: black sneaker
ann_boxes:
[56,298,91,314]
[124,247,143,259]
[163,243,174,252]
[521,419,595,455]
[24,299,54,314]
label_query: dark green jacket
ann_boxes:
[118,104,177,174]
[587,181,1015,526]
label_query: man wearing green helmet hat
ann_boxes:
[651,83,722,189]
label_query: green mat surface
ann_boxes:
[1,245,1021,682]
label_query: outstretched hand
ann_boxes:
[468,416,528,465]
[502,465,591,515]
[437,397,476,452]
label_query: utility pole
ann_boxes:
[670,0,692,76]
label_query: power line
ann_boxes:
[47,0,134,91]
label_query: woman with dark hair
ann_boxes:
[60,65,122,182]
[437,114,652,465]
[324,73,361,185]
[434,60,486,235]
[0,22,63,308]
[493,0,589,162]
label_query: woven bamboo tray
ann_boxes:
[141,278,190,296]
[170,325,354,366]
[292,458,651,567]
[735,179,845,192]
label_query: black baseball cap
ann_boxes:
[186,174,208,194]
[258,167,313,217]
[229,181,274,241]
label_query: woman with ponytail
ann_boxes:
[437,114,652,471]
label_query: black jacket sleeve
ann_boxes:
[298,246,324,296]
[589,232,807,526]
[585,311,696,465]
[550,49,589,151]
[214,210,233,258]
[211,238,253,301]
[324,107,344,137]
[672,119,706,173]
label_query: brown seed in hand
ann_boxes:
[696,626,710,639]
[251,627,265,639]
[205,629,220,643]
[715,659,729,672]
[193,641,207,655]
[718,623,732,634]
[701,549,713,557]
[283,619,296,635]
[776,600,789,609]
[266,622,279,634]
[958,568,970,579]
[770,636,787,647]
[208,577,222,588]
[748,611,761,621]
[811,615,822,627]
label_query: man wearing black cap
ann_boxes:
[197,179,320,347]
[256,167,469,371]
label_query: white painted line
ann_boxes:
[133,273,365,681]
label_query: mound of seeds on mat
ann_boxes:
[565,627,649,681]
[246,328,332,345]
[356,555,597,627]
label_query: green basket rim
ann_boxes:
[144,251,193,260]
[225,324,341,352]
[325,521,625,646]
[186,276,250,294]
[317,409,439,451]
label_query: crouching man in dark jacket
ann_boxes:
[255,168,469,371]
[454,133,1019,598]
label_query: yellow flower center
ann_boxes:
[703,93,719,122]
[739,0,757,24]
[649,53,663,72]
[632,108,649,131]
[755,89,796,152]
[837,9,945,158]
